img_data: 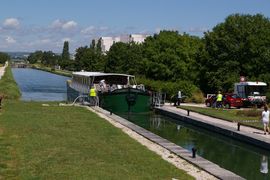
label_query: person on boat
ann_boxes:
[99,79,107,92]
[89,85,97,106]
[262,105,270,135]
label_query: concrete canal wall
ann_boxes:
[90,106,244,180]
[155,106,270,151]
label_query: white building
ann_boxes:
[100,34,148,53]
[100,37,114,52]
[129,34,148,43]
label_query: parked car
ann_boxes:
[205,93,243,109]
[223,94,243,109]
[205,95,217,108]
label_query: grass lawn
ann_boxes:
[0,100,193,179]
[179,106,263,129]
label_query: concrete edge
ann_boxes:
[156,107,270,151]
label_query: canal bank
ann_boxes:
[156,105,270,150]
[3,67,199,179]
[89,106,243,179]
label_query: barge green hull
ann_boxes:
[99,88,151,113]
[67,82,151,113]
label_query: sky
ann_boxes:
[0,0,270,53]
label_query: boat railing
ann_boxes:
[137,84,145,91]
[152,92,166,107]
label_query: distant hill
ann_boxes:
[5,52,32,59]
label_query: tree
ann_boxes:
[42,51,58,66]
[90,39,96,50]
[27,51,43,64]
[0,52,10,64]
[197,14,270,93]
[141,31,202,82]
[96,38,102,53]
[61,41,70,64]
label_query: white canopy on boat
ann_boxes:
[72,71,136,85]
[72,71,135,78]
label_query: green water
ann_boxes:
[119,112,270,180]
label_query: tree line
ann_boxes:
[27,13,270,101]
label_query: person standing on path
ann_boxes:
[216,91,223,108]
[262,105,270,135]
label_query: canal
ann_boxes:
[119,112,270,180]
[12,68,70,101]
[11,68,269,179]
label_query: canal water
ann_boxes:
[12,68,70,101]
[119,112,270,180]
[11,68,270,179]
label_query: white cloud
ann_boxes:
[40,39,51,44]
[5,36,16,43]
[81,26,109,35]
[3,18,20,29]
[51,19,77,30]
[81,26,95,34]
[62,37,71,42]
[62,21,77,30]
[51,19,63,29]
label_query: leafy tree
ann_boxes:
[197,14,270,93]
[61,41,70,66]
[96,38,102,53]
[27,51,43,64]
[0,52,10,64]
[41,51,58,66]
[90,39,96,50]
[142,31,202,82]
[105,42,143,74]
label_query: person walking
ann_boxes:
[216,91,223,109]
[262,105,270,135]
[89,85,97,106]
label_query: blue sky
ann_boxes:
[0,0,270,53]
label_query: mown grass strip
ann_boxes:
[0,101,193,179]
[0,65,21,100]
[32,65,72,77]
[0,66,193,179]
[179,106,263,129]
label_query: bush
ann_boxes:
[136,77,203,102]
[186,89,205,103]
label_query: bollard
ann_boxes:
[110,111,112,115]
[187,110,190,116]
[192,147,197,158]
[237,123,240,131]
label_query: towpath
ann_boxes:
[0,61,8,79]
[157,104,270,149]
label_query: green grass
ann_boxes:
[0,101,193,179]
[0,66,193,179]
[0,65,21,99]
[179,106,263,129]
[32,65,72,77]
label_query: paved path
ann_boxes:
[0,61,8,79]
[157,105,270,150]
